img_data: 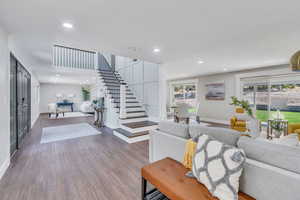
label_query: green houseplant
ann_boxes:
[81,87,91,101]
[230,96,253,118]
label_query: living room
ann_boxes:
[1,1,300,200]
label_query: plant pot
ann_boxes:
[273,130,282,138]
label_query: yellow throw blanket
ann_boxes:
[182,139,197,169]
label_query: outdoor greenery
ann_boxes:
[256,110,300,123]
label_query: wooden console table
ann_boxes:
[141,158,254,200]
[56,102,74,112]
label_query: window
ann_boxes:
[241,75,300,123]
[170,81,197,113]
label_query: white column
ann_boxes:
[120,84,127,119]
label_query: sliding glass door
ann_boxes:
[241,75,300,123]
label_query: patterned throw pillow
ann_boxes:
[192,134,246,200]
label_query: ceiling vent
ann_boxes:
[291,50,300,71]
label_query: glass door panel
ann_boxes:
[184,84,197,113]
[242,85,255,108]
[172,85,184,103]
[270,83,300,123]
[255,83,269,122]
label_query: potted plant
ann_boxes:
[230,96,253,118]
[270,119,285,138]
[230,96,261,137]
[82,87,91,101]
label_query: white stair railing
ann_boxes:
[53,45,96,70]
[119,84,127,119]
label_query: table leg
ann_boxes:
[100,111,104,127]
[71,105,73,112]
[141,177,147,200]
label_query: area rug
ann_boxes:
[49,112,93,119]
[41,123,101,144]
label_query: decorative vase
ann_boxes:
[273,130,282,138]
[246,118,260,138]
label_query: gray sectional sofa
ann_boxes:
[149,121,300,200]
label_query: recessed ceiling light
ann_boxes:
[197,60,204,64]
[223,68,228,71]
[153,48,161,53]
[62,22,73,29]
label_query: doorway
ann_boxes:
[10,53,31,156]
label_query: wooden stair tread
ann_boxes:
[117,110,145,114]
[108,88,130,91]
[114,101,139,103]
[115,106,142,108]
[120,115,148,119]
[109,93,134,95]
[122,121,158,129]
[114,128,149,138]
[112,96,136,99]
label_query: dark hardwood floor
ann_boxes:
[0,114,149,200]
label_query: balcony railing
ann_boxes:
[53,45,96,70]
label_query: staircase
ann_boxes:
[97,68,158,143]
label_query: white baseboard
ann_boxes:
[148,117,160,123]
[31,114,40,128]
[113,131,149,143]
[0,157,10,180]
[200,117,229,125]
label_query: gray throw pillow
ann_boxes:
[192,134,246,200]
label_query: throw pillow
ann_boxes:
[192,134,246,200]
[182,139,197,169]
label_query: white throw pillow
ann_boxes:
[192,134,246,200]
[273,134,299,147]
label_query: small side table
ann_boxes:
[267,119,288,139]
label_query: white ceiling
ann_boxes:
[1,0,300,81]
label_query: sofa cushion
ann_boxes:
[237,136,300,174]
[189,125,242,146]
[158,121,190,139]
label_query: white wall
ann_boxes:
[31,76,40,126]
[0,26,10,179]
[39,83,85,113]
[197,73,236,122]
[116,56,160,120]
